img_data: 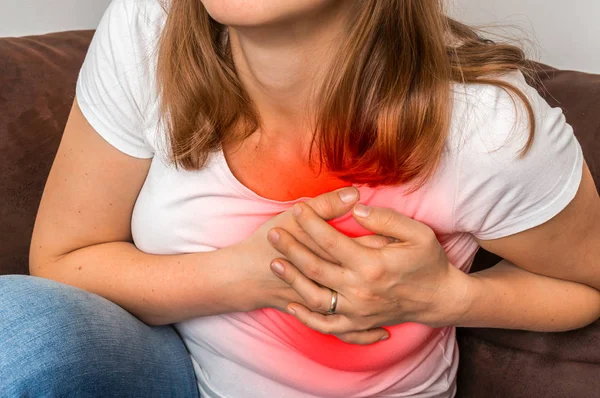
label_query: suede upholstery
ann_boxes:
[0,30,95,275]
[0,30,598,397]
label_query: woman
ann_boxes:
[2,0,599,397]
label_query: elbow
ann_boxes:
[29,256,50,278]
[29,231,73,278]
[586,297,600,328]
[573,313,600,331]
[28,249,51,278]
[569,290,600,331]
[28,247,64,279]
[585,289,600,327]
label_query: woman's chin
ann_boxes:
[199,0,338,28]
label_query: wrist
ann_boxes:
[216,242,262,313]
[431,263,479,327]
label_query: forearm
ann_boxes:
[448,259,600,332]
[31,241,249,325]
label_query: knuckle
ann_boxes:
[307,296,323,311]
[380,210,397,229]
[306,263,323,280]
[363,266,384,282]
[354,287,378,304]
[307,196,332,217]
[320,236,338,252]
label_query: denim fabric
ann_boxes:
[0,275,199,397]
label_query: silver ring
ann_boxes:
[327,290,338,314]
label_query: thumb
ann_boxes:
[352,204,428,243]
[335,329,389,345]
[353,234,396,249]
[304,186,359,221]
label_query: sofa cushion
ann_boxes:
[0,30,94,275]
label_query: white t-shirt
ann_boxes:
[76,1,584,397]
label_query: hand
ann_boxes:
[267,202,470,342]
[234,187,391,315]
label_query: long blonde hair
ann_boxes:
[156,0,536,191]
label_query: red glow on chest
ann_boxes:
[253,309,437,372]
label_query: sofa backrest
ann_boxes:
[0,31,94,275]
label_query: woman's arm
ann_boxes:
[30,99,248,325]
[30,99,359,326]
[453,160,600,331]
[34,241,248,326]
[448,259,600,331]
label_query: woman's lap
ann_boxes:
[0,274,199,397]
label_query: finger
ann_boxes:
[304,186,359,221]
[334,329,389,345]
[283,186,359,264]
[352,204,432,243]
[268,227,343,289]
[353,234,397,249]
[290,230,338,264]
[271,258,339,314]
[292,202,364,266]
[286,304,358,335]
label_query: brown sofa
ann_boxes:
[1,30,599,397]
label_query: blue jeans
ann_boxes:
[0,275,199,397]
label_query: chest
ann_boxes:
[222,138,350,202]
[131,143,460,256]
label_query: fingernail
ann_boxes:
[379,334,389,341]
[271,261,284,276]
[338,187,358,203]
[268,230,280,244]
[287,306,296,315]
[292,204,302,217]
[354,203,371,217]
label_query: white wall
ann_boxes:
[449,0,600,74]
[1,0,598,73]
[1,0,111,38]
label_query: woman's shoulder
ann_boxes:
[109,0,166,19]
[446,70,583,240]
[86,0,169,96]
[102,0,167,42]
[93,0,167,61]
[447,69,544,160]
[75,0,169,159]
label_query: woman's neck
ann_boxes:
[227,2,353,143]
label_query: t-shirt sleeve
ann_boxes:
[75,0,155,158]
[452,70,584,240]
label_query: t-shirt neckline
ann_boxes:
[214,149,368,208]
